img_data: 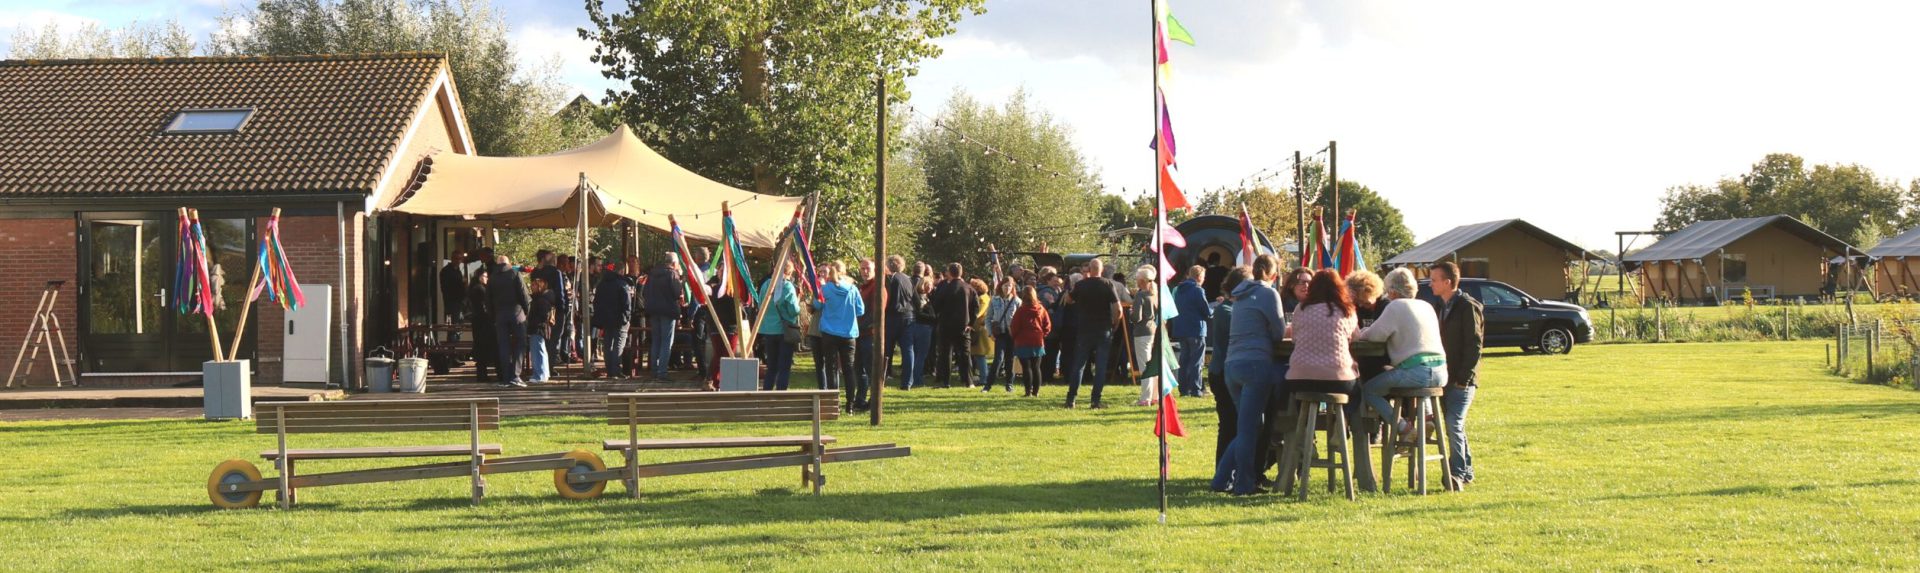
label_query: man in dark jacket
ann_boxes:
[1428,261,1482,488]
[930,262,978,388]
[1168,265,1212,397]
[530,251,567,366]
[642,257,686,380]
[440,250,470,325]
[467,267,496,382]
[883,255,916,388]
[489,255,531,387]
[594,261,638,379]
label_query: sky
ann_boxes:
[6,0,1920,250]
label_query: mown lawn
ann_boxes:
[1,341,1916,571]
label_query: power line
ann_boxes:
[903,105,1108,190]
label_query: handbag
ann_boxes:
[782,323,803,344]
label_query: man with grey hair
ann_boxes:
[1168,265,1212,397]
[1063,257,1124,408]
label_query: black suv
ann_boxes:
[1417,278,1594,354]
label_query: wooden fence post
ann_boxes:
[1783,306,1791,341]
[1866,323,1875,377]
[1654,302,1665,343]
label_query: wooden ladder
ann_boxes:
[7,281,78,388]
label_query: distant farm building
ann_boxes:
[1621,216,1858,304]
[1383,219,1593,301]
[1868,226,1920,299]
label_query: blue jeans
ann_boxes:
[601,326,629,378]
[1213,360,1277,493]
[988,332,1015,389]
[1444,384,1475,483]
[760,337,796,390]
[885,315,910,387]
[851,333,874,405]
[648,316,676,378]
[904,323,933,389]
[971,354,988,388]
[1176,336,1206,396]
[495,315,526,384]
[1064,327,1115,404]
[1361,364,1445,421]
[527,333,550,382]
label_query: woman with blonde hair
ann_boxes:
[985,276,1020,393]
[968,277,994,389]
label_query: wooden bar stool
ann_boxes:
[1277,391,1355,501]
[1379,386,1451,495]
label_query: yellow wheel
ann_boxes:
[207,459,263,509]
[553,449,607,500]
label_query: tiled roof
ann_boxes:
[0,53,447,197]
[1385,219,1590,265]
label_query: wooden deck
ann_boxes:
[345,364,710,417]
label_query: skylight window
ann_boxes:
[164,108,254,134]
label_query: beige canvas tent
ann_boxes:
[382,125,804,247]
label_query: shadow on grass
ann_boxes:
[1508,400,1920,429]
[1592,479,1920,501]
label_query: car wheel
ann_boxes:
[1537,326,1573,355]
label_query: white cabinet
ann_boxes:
[284,284,331,383]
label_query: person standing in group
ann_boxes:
[1126,265,1161,407]
[593,260,637,379]
[931,263,979,388]
[531,251,567,368]
[1427,261,1482,489]
[813,261,866,396]
[439,250,470,359]
[489,255,531,388]
[682,247,712,375]
[556,255,578,365]
[527,277,555,384]
[467,270,497,382]
[1169,265,1212,398]
[642,255,686,381]
[967,278,994,392]
[757,263,803,391]
[1037,270,1065,383]
[883,256,917,390]
[905,263,938,390]
[1207,267,1250,466]
[985,277,1019,393]
[1211,255,1286,495]
[1063,258,1123,409]
[706,274,741,392]
[1009,285,1051,397]
[852,259,880,408]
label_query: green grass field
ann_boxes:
[2,342,1916,571]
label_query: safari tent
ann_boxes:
[1621,215,1858,304]
[1383,219,1593,301]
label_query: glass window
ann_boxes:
[1459,257,1490,280]
[1479,284,1526,307]
[87,220,165,334]
[164,109,253,133]
[1722,253,1748,283]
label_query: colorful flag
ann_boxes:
[791,218,824,303]
[1157,133,1191,212]
[249,212,305,309]
[1165,13,1195,46]
[1334,211,1363,277]
[1149,182,1186,439]
[1302,211,1326,270]
[1237,203,1258,266]
[669,216,713,307]
[718,207,760,303]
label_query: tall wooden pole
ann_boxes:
[1328,140,1339,229]
[227,207,280,359]
[1294,150,1304,260]
[872,71,890,426]
[1150,0,1169,525]
[578,173,593,378]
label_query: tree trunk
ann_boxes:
[738,29,780,195]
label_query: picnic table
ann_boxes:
[1267,338,1388,492]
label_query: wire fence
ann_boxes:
[1830,319,1918,390]
[1591,301,1853,344]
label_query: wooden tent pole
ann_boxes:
[741,208,801,355]
[226,207,280,359]
[188,209,224,362]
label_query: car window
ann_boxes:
[1479,284,1525,307]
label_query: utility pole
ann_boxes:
[1328,140,1339,225]
[1294,149,1304,259]
[871,72,889,427]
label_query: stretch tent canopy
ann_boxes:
[383,126,804,248]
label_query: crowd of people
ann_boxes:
[437,246,1483,491]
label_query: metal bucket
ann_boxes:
[365,357,395,393]
[396,357,429,393]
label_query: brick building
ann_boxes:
[0,53,472,386]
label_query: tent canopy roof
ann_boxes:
[1384,219,1589,265]
[383,126,804,248]
[1868,226,1920,258]
[1621,215,1855,268]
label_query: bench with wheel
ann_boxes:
[206,397,592,509]
[556,390,911,500]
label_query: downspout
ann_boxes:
[337,201,351,390]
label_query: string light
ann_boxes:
[904,105,1106,190]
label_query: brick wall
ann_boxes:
[0,219,78,386]
[255,213,365,387]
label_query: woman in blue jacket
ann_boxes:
[757,264,803,390]
[812,261,866,392]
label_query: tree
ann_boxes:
[6,20,196,58]
[1291,160,1414,266]
[1654,153,1917,244]
[583,0,986,262]
[210,0,578,157]
[910,90,1101,268]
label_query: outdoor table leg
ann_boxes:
[1351,416,1378,492]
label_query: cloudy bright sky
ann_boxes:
[6,0,1919,249]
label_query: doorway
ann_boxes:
[80,212,256,373]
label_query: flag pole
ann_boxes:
[1150,0,1170,526]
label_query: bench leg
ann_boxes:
[275,458,290,510]
[799,447,812,487]
[284,459,297,507]
[625,450,640,500]
[471,455,486,505]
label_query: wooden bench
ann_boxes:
[561,390,910,500]
[206,398,584,509]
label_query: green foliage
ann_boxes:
[583,0,986,263]
[210,0,584,156]
[5,19,196,58]
[907,89,1100,268]
[1655,153,1918,243]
